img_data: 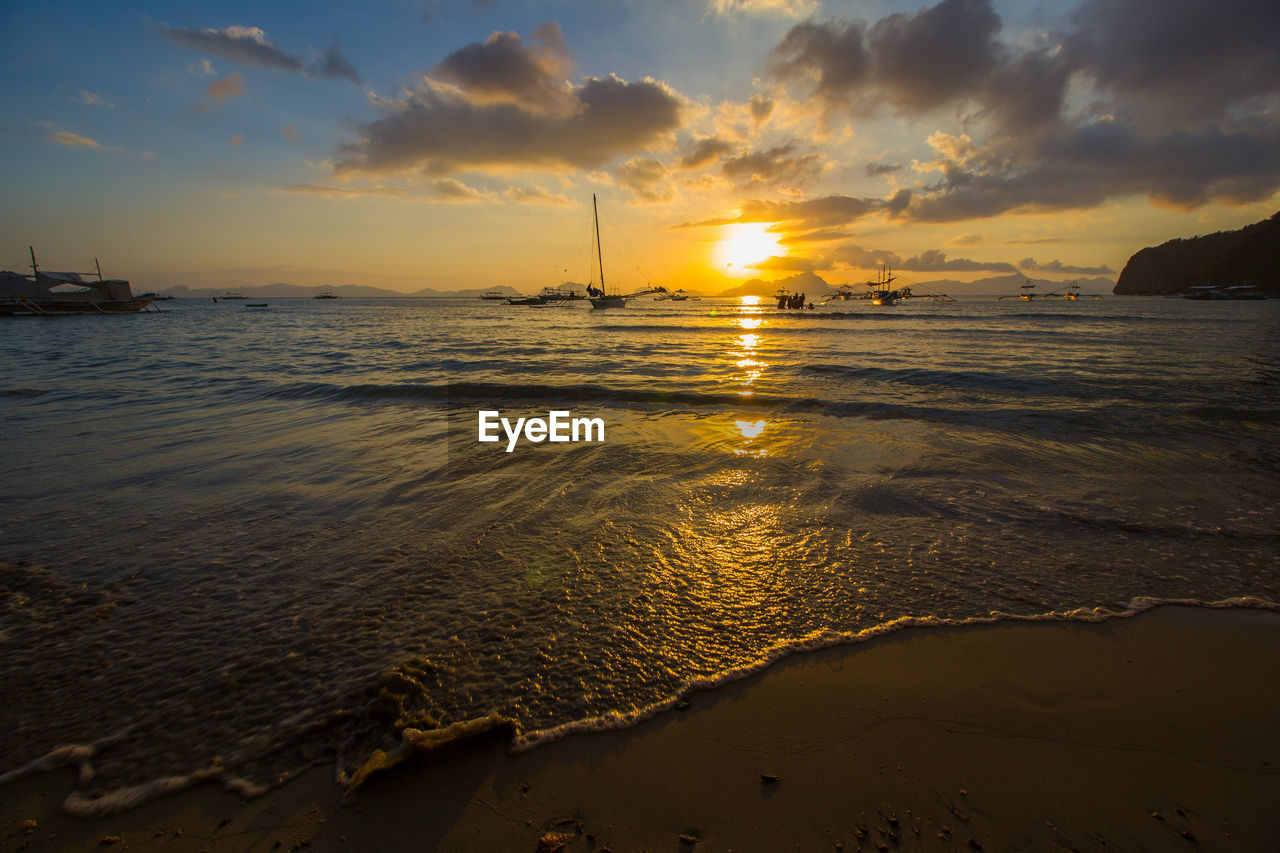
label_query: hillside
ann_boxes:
[1115,212,1280,295]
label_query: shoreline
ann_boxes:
[5,603,1279,851]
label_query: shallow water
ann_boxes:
[2,294,1278,807]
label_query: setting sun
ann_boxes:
[717,223,785,274]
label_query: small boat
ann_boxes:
[314,288,339,299]
[480,288,508,300]
[245,302,269,308]
[1045,281,1102,301]
[540,284,586,301]
[998,281,1037,301]
[1183,284,1269,300]
[654,289,696,301]
[0,247,156,315]
[506,294,548,305]
[220,290,247,300]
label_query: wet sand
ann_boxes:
[5,604,1278,852]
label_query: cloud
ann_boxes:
[277,184,410,199]
[905,119,1280,220]
[206,72,245,103]
[748,94,774,124]
[431,178,494,202]
[768,0,1032,122]
[70,90,113,108]
[504,185,573,205]
[159,24,305,72]
[720,143,821,188]
[158,23,361,83]
[189,58,217,77]
[706,0,815,16]
[335,28,683,178]
[770,19,870,108]
[950,233,983,246]
[895,248,1016,273]
[678,193,884,229]
[431,23,571,112]
[767,0,1280,221]
[681,136,735,169]
[617,157,673,202]
[778,228,851,244]
[816,243,1014,273]
[42,127,153,159]
[1018,257,1114,275]
[1065,0,1280,128]
[866,0,1002,112]
[48,130,100,148]
[282,124,300,141]
[865,161,901,177]
[231,132,243,147]
[319,39,361,84]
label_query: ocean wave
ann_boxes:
[255,379,1126,431]
[11,596,1275,815]
[513,596,1279,751]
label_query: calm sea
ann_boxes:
[2,294,1278,809]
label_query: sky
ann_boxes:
[2,0,1278,294]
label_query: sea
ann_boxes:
[2,293,1278,812]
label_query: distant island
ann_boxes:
[158,283,526,299]
[1115,211,1280,295]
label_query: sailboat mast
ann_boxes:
[95,258,103,281]
[593,193,605,292]
[29,245,37,277]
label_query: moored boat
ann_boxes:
[583,194,665,308]
[0,248,155,315]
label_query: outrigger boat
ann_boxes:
[820,265,955,305]
[998,281,1037,300]
[1044,281,1102,300]
[0,247,156,315]
[1182,284,1269,300]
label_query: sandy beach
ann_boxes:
[4,603,1278,852]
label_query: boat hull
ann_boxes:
[0,294,155,315]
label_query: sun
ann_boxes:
[717,223,785,274]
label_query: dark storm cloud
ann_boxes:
[158,23,361,84]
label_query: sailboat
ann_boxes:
[584,194,665,308]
